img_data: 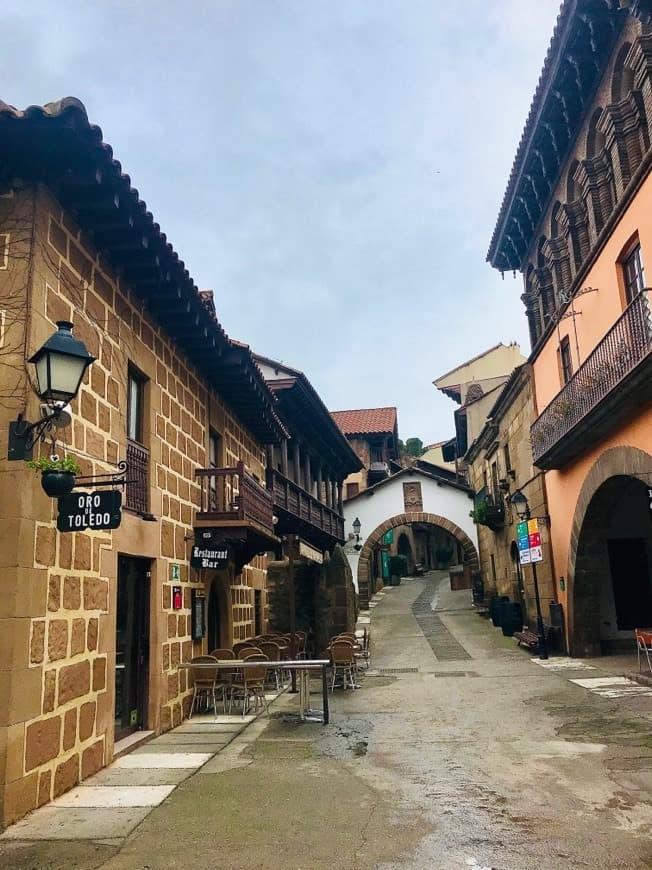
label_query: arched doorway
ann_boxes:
[207,572,232,652]
[568,447,652,656]
[397,532,414,574]
[357,511,480,607]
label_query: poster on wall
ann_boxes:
[191,589,206,640]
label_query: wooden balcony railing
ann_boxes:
[471,487,505,532]
[266,468,344,543]
[195,461,274,532]
[531,289,652,469]
[126,438,149,513]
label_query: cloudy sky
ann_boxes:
[3,0,561,443]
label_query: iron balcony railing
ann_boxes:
[531,289,652,467]
[266,468,345,543]
[195,461,274,532]
[126,438,149,513]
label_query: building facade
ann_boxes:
[330,407,399,498]
[465,366,556,633]
[254,355,363,650]
[0,99,287,827]
[488,1,652,655]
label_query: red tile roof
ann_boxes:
[330,407,397,436]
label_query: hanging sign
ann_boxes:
[190,543,230,569]
[57,490,122,532]
[516,519,543,564]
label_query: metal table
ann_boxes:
[180,658,331,724]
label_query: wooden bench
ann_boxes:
[514,624,555,651]
[514,629,539,649]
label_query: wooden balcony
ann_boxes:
[531,290,652,470]
[195,461,275,535]
[266,468,344,547]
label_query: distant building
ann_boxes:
[433,343,526,480]
[330,407,399,498]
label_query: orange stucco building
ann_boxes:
[489,2,652,656]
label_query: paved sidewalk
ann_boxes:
[0,694,281,843]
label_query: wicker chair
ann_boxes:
[228,654,270,717]
[329,640,357,691]
[188,655,220,717]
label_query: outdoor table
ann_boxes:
[180,658,331,724]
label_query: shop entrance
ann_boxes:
[115,555,150,741]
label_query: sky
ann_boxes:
[2,0,561,444]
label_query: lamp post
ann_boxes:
[510,489,548,660]
[352,517,361,541]
[8,321,96,461]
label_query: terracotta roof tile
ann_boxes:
[330,407,397,436]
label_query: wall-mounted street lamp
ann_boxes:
[510,488,548,660]
[352,517,362,551]
[8,321,96,461]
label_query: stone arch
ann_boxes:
[357,512,480,608]
[567,446,652,656]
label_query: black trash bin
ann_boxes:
[489,595,509,627]
[501,601,523,637]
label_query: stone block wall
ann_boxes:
[0,183,268,825]
[468,370,556,626]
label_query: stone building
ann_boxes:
[464,366,556,632]
[488,1,652,655]
[330,407,399,498]
[253,355,362,650]
[0,98,288,827]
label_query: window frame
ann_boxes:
[619,237,645,306]
[127,365,147,444]
[558,335,573,385]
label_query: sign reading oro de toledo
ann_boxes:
[57,490,122,533]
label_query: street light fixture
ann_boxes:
[510,488,548,659]
[8,321,96,461]
[352,517,361,540]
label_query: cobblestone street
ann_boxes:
[2,571,652,870]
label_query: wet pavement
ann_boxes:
[2,571,652,869]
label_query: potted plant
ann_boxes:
[28,453,81,497]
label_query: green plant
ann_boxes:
[469,502,488,524]
[28,454,81,475]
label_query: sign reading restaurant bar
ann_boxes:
[190,543,230,569]
[57,490,122,533]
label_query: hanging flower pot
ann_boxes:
[28,453,81,498]
[40,470,76,497]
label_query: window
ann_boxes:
[370,445,383,463]
[127,368,145,444]
[503,444,512,474]
[208,430,223,512]
[491,461,499,501]
[622,242,645,304]
[346,482,359,500]
[126,366,149,514]
[558,336,573,385]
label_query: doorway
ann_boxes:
[115,556,150,741]
[607,538,652,630]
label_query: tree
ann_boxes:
[404,437,424,457]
